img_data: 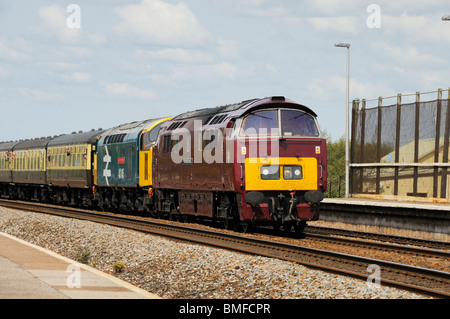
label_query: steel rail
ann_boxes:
[302,230,450,260]
[305,225,450,250]
[1,199,449,298]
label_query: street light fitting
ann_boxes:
[442,15,450,21]
[335,42,351,48]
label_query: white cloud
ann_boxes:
[373,43,444,66]
[163,62,239,82]
[37,5,106,44]
[303,0,361,16]
[307,75,396,101]
[367,40,447,90]
[382,13,450,43]
[104,82,155,100]
[306,16,360,34]
[120,62,153,74]
[0,37,28,61]
[148,61,239,87]
[217,38,240,60]
[136,48,215,64]
[17,88,64,101]
[46,62,78,71]
[215,0,301,25]
[38,5,81,43]
[0,65,9,77]
[62,46,93,58]
[235,0,289,18]
[370,0,450,16]
[61,72,92,83]
[303,0,449,19]
[114,0,213,47]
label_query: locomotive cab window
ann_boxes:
[239,109,319,137]
[281,109,319,137]
[142,122,163,151]
[240,110,279,136]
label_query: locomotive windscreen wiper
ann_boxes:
[288,112,307,120]
[247,112,272,120]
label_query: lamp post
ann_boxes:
[334,42,351,198]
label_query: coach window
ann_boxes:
[67,152,72,167]
[240,110,279,136]
[281,109,319,137]
[25,152,29,170]
[39,152,43,170]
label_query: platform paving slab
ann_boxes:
[0,232,161,299]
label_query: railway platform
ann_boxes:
[320,196,450,240]
[0,231,161,299]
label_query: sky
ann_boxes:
[1,0,449,142]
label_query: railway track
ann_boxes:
[304,225,450,250]
[300,231,450,266]
[0,199,449,298]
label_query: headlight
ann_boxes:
[283,165,302,180]
[261,165,280,180]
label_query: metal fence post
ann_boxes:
[350,99,360,195]
[413,92,420,196]
[376,97,382,194]
[441,88,450,198]
[433,89,442,198]
[394,94,402,195]
[359,99,366,193]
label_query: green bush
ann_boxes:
[112,262,126,273]
[79,247,91,264]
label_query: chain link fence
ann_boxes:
[351,88,450,199]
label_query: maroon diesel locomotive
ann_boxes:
[153,96,327,232]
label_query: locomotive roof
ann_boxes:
[171,99,258,121]
[170,96,317,122]
[47,128,105,147]
[100,117,165,137]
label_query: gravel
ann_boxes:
[0,206,428,299]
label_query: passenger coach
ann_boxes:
[46,129,105,206]
[0,138,50,201]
